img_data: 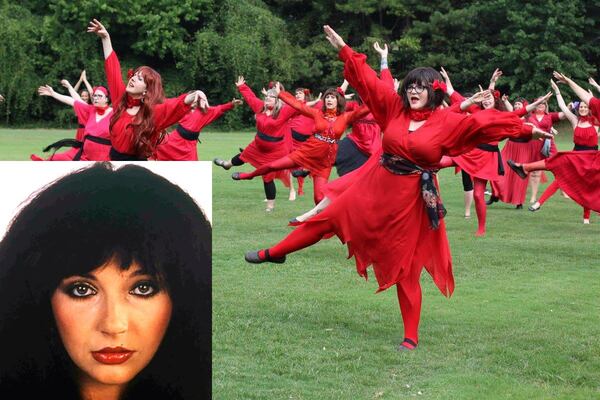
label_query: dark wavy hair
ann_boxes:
[399,67,445,110]
[321,88,346,114]
[0,163,211,399]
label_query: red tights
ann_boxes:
[297,176,305,195]
[538,180,591,219]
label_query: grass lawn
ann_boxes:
[1,126,599,399]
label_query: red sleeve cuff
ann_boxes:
[338,45,353,62]
[521,122,533,137]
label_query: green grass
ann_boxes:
[1,127,599,399]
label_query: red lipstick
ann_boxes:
[92,347,135,365]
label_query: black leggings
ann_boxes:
[461,170,473,192]
[231,153,244,166]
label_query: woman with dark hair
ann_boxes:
[512,77,599,223]
[231,82,369,205]
[88,19,208,161]
[31,83,113,161]
[213,77,297,211]
[0,163,211,399]
[287,87,317,196]
[73,70,94,104]
[244,26,552,351]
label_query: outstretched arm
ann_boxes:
[82,70,93,95]
[551,80,577,128]
[488,68,502,91]
[38,85,75,107]
[87,19,113,60]
[61,79,82,102]
[73,70,85,92]
[588,77,600,94]
[236,76,264,114]
[554,71,592,105]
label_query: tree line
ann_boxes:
[1,0,598,128]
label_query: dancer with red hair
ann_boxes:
[88,19,207,161]
[244,26,553,351]
[231,82,369,205]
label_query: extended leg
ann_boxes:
[236,156,297,180]
[396,272,423,350]
[473,177,488,236]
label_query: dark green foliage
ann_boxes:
[1,0,599,127]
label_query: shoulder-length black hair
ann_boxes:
[321,87,346,115]
[399,67,445,110]
[0,162,211,399]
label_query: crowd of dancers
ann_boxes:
[4,20,599,352]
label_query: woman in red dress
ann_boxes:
[244,26,552,351]
[213,77,297,211]
[88,19,206,161]
[510,73,600,221]
[154,99,241,161]
[231,82,369,205]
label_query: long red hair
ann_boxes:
[110,66,166,157]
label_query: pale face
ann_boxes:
[536,102,547,113]
[295,91,305,102]
[92,89,108,107]
[324,93,338,110]
[514,101,524,110]
[405,83,429,110]
[264,94,277,108]
[81,91,90,103]
[481,97,495,110]
[126,72,147,96]
[51,260,172,392]
[578,102,589,116]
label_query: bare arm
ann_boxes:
[588,77,600,93]
[550,80,577,127]
[82,70,93,95]
[439,67,455,96]
[502,94,513,112]
[61,79,82,102]
[38,85,75,107]
[73,70,84,92]
[554,71,593,105]
[524,92,552,113]
[488,68,502,91]
[87,19,113,60]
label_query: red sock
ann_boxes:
[583,208,591,219]
[297,177,304,195]
[312,176,328,205]
[538,180,559,206]
[269,219,333,258]
[473,178,487,236]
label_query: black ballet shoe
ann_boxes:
[245,249,286,264]
[292,169,310,178]
[516,204,523,209]
[485,195,499,206]
[398,338,417,351]
[507,160,527,179]
[231,172,241,180]
[288,218,303,226]
[213,158,231,170]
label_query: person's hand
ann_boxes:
[532,126,554,140]
[81,70,87,80]
[588,77,598,87]
[439,67,451,83]
[501,94,509,102]
[393,78,400,92]
[344,93,355,100]
[373,41,388,58]
[38,85,55,97]
[468,89,491,104]
[236,76,245,87]
[60,79,71,88]
[550,79,560,94]
[553,71,569,84]
[0,94,4,103]
[490,68,503,83]
[232,98,243,107]
[87,19,109,39]
[273,82,282,96]
[340,79,349,93]
[324,25,346,50]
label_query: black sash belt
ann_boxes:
[42,138,82,153]
[256,131,283,142]
[176,124,200,141]
[476,143,504,175]
[574,144,598,151]
[291,130,311,142]
[379,153,447,230]
[78,123,85,129]
[509,137,529,143]
[73,135,112,161]
[109,147,147,161]
[355,119,378,125]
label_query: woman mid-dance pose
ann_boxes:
[88,19,207,161]
[245,26,553,351]
[231,82,369,205]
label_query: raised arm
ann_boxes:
[278,90,320,120]
[524,92,552,113]
[554,71,592,105]
[87,19,113,60]
[488,68,502,91]
[324,25,401,128]
[588,77,600,94]
[73,70,85,92]
[38,85,75,107]
[61,79,82,102]
[502,94,513,112]
[153,91,206,131]
[439,67,454,96]
[374,42,395,89]
[192,100,239,130]
[81,70,93,96]
[550,80,577,128]
[236,77,264,114]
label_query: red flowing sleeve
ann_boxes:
[344,100,360,112]
[589,97,600,118]
[442,109,533,156]
[549,111,561,123]
[511,107,528,118]
[153,94,192,131]
[339,45,403,129]
[73,100,93,125]
[279,91,320,120]
[183,102,234,131]
[237,84,264,114]
[346,105,370,124]
[104,51,126,106]
[449,91,480,114]
[380,68,394,89]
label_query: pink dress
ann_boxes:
[72,101,112,161]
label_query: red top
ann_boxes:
[179,102,234,133]
[237,84,297,139]
[104,51,191,155]
[589,97,600,118]
[526,111,561,132]
[573,124,599,147]
[340,45,533,169]
[73,101,112,140]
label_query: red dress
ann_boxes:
[104,51,191,159]
[525,112,560,161]
[279,91,369,179]
[303,45,534,294]
[72,101,112,161]
[154,102,234,161]
[287,105,316,151]
[237,84,296,185]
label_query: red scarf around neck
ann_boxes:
[408,108,433,121]
[95,105,109,115]
[126,94,142,108]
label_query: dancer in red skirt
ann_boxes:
[525,79,599,222]
[231,82,369,205]
[245,26,553,351]
[154,99,242,161]
[88,19,207,161]
[213,77,298,211]
[32,83,113,161]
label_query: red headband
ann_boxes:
[127,69,134,80]
[432,80,447,93]
[93,86,108,96]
